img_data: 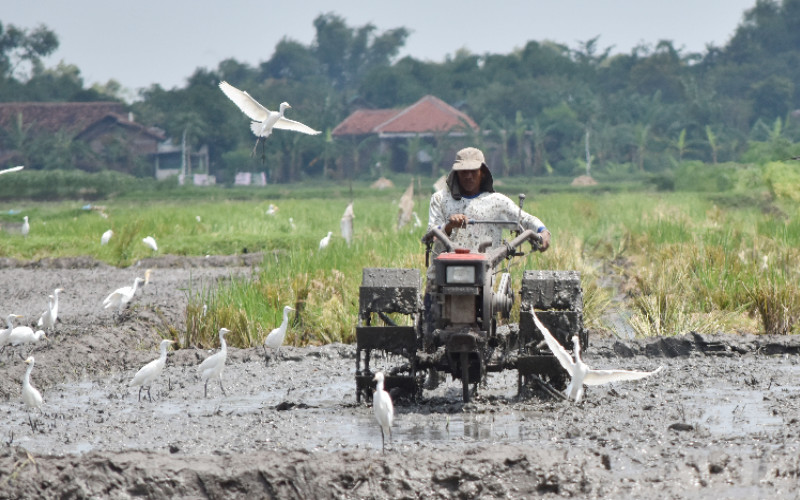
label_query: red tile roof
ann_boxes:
[332,95,478,137]
[331,109,398,136]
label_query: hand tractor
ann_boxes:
[355,195,588,403]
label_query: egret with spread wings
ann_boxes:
[532,310,663,403]
[218,81,321,155]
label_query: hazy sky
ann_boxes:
[8,0,756,99]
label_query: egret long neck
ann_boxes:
[220,332,227,352]
[24,363,34,384]
[160,342,169,360]
[282,309,291,327]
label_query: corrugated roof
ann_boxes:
[332,95,478,137]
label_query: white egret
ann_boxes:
[264,306,295,360]
[103,277,145,313]
[101,229,113,245]
[22,356,43,430]
[412,211,422,229]
[142,236,158,252]
[319,231,332,251]
[21,216,29,238]
[266,203,278,216]
[218,81,321,155]
[0,314,23,349]
[288,217,296,231]
[37,288,63,331]
[0,165,24,175]
[198,327,230,398]
[9,325,47,347]
[130,339,175,402]
[372,372,394,452]
[532,311,663,403]
[144,269,153,286]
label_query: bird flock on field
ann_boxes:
[2,85,666,452]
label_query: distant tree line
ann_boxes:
[2,0,800,183]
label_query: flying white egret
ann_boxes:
[37,288,64,331]
[218,81,321,155]
[198,327,231,398]
[372,372,394,452]
[532,311,663,403]
[0,314,23,349]
[103,277,145,313]
[142,236,158,252]
[21,216,29,238]
[319,231,332,251]
[264,306,295,360]
[22,356,43,430]
[130,339,175,402]
[340,202,354,246]
[266,203,278,216]
[0,165,24,175]
[101,229,113,245]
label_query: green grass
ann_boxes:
[3,182,800,347]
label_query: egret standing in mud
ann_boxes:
[103,277,144,314]
[372,372,394,452]
[0,314,23,350]
[9,324,47,354]
[198,328,230,398]
[130,339,175,402]
[264,306,295,361]
[22,356,43,430]
[532,311,663,403]
[38,288,64,332]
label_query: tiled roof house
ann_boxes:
[332,95,478,138]
[0,102,169,173]
[332,95,479,174]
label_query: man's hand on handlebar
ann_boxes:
[444,214,469,235]
[538,230,551,252]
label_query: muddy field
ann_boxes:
[0,255,799,499]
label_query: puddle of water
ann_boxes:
[685,387,787,436]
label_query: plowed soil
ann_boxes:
[1,256,799,499]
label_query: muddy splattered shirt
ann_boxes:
[427,189,547,274]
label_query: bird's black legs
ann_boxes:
[219,377,226,396]
[138,386,143,402]
[204,380,209,398]
[147,386,153,403]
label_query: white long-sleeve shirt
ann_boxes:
[427,190,547,252]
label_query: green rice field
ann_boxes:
[2,178,799,347]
